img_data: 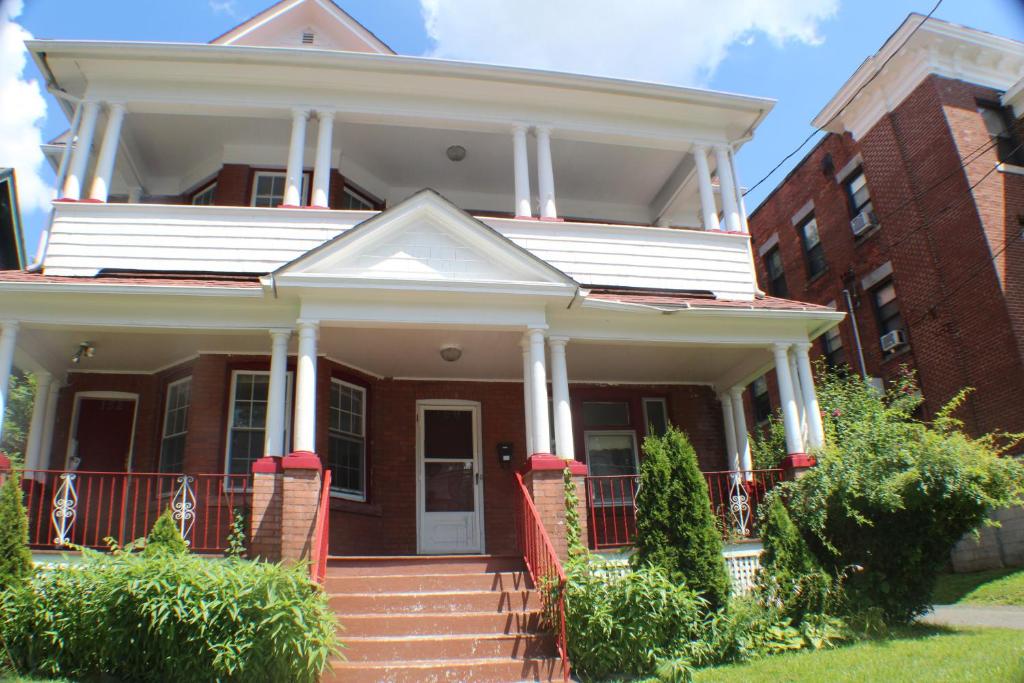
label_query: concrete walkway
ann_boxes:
[920,604,1024,630]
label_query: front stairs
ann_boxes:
[322,555,562,682]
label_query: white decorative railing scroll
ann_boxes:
[51,473,78,546]
[171,475,196,546]
[727,474,752,538]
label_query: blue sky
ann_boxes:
[7,0,1024,254]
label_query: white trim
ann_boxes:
[415,399,485,555]
[223,369,294,477]
[64,391,139,472]
[326,377,367,502]
[997,162,1024,176]
[158,376,192,472]
[322,355,385,380]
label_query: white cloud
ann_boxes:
[419,0,838,86]
[209,1,241,18]
[0,0,52,214]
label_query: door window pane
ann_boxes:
[424,462,475,512]
[424,410,474,459]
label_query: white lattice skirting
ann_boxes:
[594,543,764,595]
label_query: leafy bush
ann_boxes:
[750,412,789,470]
[632,427,730,610]
[0,551,338,682]
[0,472,33,591]
[225,507,247,559]
[1,373,35,465]
[144,508,188,555]
[760,366,1024,623]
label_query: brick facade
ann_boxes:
[748,74,1024,438]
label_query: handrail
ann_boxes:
[514,472,570,682]
[310,469,332,584]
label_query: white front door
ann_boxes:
[416,401,484,554]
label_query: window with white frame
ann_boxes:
[225,371,292,475]
[191,183,217,206]
[642,397,669,437]
[159,377,191,473]
[581,401,638,505]
[328,379,366,500]
[251,171,310,207]
[340,185,376,210]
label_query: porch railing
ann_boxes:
[514,472,570,683]
[18,469,252,553]
[310,469,332,584]
[585,468,784,549]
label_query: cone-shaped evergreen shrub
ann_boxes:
[0,472,33,591]
[632,426,730,610]
[760,495,818,578]
[144,508,188,555]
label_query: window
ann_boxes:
[751,376,772,424]
[642,398,669,437]
[251,172,309,207]
[873,280,905,353]
[979,101,1024,166]
[797,215,827,279]
[763,246,789,297]
[582,401,630,429]
[822,325,846,368]
[225,371,292,475]
[159,378,191,473]
[328,379,366,501]
[582,400,637,504]
[191,183,217,206]
[340,186,376,210]
[844,169,872,217]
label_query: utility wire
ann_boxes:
[743,0,944,198]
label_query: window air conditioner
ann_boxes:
[850,209,878,237]
[880,329,907,352]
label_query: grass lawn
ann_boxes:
[933,568,1024,606]
[693,626,1024,683]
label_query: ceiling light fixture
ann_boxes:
[440,344,463,362]
[446,144,466,162]
[71,341,95,364]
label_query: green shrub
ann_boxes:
[0,472,33,591]
[632,427,730,610]
[750,412,789,470]
[564,559,709,680]
[1,373,35,466]
[0,551,338,682]
[225,507,247,559]
[563,466,587,560]
[761,367,1024,623]
[144,508,188,555]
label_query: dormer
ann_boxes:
[210,0,393,54]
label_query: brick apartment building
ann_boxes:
[747,14,1024,571]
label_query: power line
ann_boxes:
[743,0,944,198]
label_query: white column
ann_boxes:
[795,342,825,450]
[55,102,84,200]
[311,110,334,209]
[520,338,535,456]
[62,101,100,201]
[527,327,551,454]
[37,379,60,477]
[729,147,749,233]
[513,125,533,218]
[719,392,740,471]
[535,126,557,219]
[729,386,754,475]
[714,145,741,232]
[0,322,18,445]
[284,108,309,207]
[264,329,291,457]
[88,102,126,202]
[23,371,52,472]
[693,144,720,231]
[293,321,318,453]
[773,343,805,455]
[788,348,807,443]
[548,337,574,460]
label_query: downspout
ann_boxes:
[843,288,869,380]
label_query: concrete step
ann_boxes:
[339,611,544,637]
[323,656,562,683]
[326,554,525,577]
[342,633,556,662]
[331,589,538,614]
[326,571,533,594]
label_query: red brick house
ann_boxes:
[746,14,1024,572]
[0,1,842,678]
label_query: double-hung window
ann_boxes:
[251,171,310,207]
[159,377,191,473]
[328,379,367,501]
[845,170,873,218]
[642,398,669,438]
[822,326,846,368]
[763,246,789,297]
[582,401,637,505]
[225,371,292,475]
[751,376,772,424]
[797,215,827,279]
[873,280,906,353]
[339,186,376,210]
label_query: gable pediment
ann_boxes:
[273,190,577,294]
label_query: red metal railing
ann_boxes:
[18,469,251,553]
[514,472,570,683]
[585,468,784,549]
[310,469,332,584]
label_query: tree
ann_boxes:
[0,472,33,590]
[632,426,730,610]
[144,508,189,555]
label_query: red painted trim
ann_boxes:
[780,453,816,470]
[282,450,322,470]
[538,216,565,222]
[53,198,79,203]
[523,454,587,475]
[277,204,304,209]
[251,456,283,474]
[78,198,104,204]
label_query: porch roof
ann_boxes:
[585,288,836,312]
